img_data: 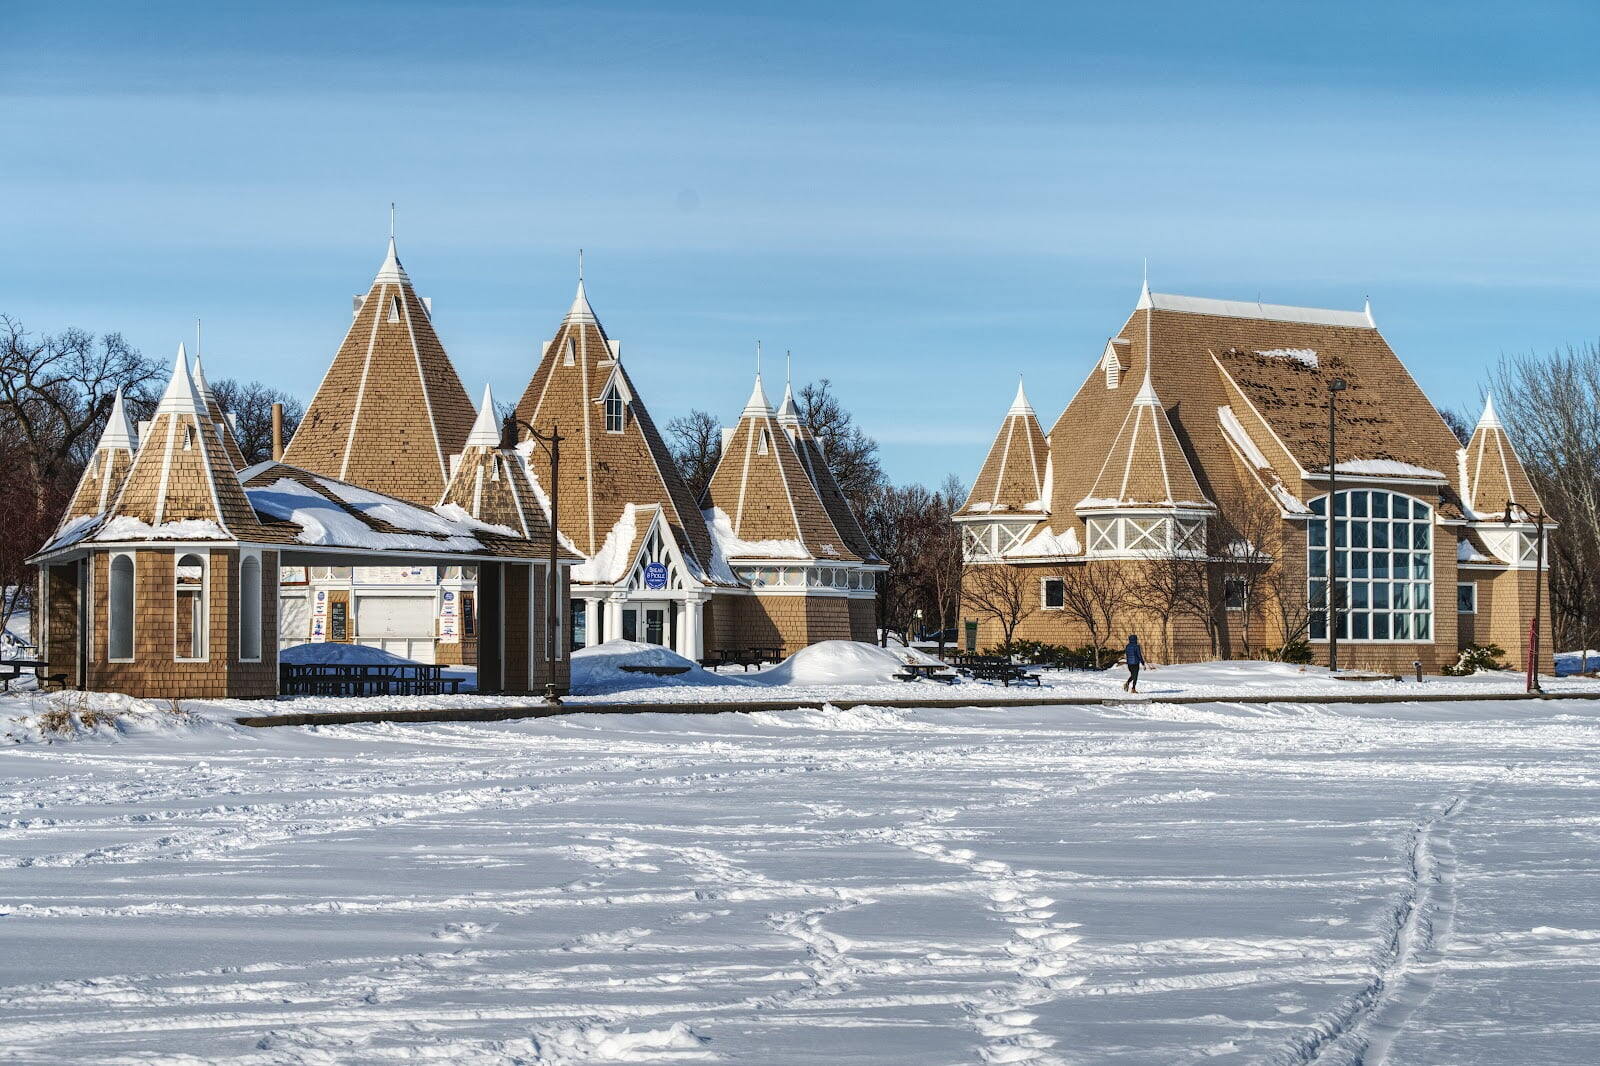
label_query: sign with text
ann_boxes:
[643,562,669,590]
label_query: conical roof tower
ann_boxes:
[191,352,248,470]
[61,387,139,524]
[704,372,859,562]
[438,384,561,553]
[283,236,477,505]
[958,377,1050,517]
[774,359,881,564]
[511,273,731,584]
[1462,393,1541,517]
[99,345,265,539]
[1082,367,1211,509]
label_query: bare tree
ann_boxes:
[665,409,722,503]
[1128,550,1205,663]
[962,562,1036,650]
[865,482,944,645]
[1437,405,1472,446]
[209,378,303,465]
[1213,494,1279,658]
[1056,563,1132,667]
[926,474,966,654]
[799,379,884,518]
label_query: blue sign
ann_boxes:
[643,562,669,590]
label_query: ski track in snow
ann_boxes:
[2,700,1599,1063]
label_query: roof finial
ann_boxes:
[466,383,501,447]
[1133,362,1161,407]
[389,202,396,241]
[1136,260,1153,309]
[1008,374,1033,416]
[195,317,202,359]
[756,340,762,379]
[578,248,584,284]
[1478,391,1503,430]
[785,349,792,387]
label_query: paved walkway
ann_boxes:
[235,688,1594,728]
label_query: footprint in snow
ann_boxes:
[432,921,495,942]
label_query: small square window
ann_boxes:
[1457,582,1477,614]
[1223,578,1245,610]
[1042,579,1065,610]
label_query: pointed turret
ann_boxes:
[97,344,265,539]
[1463,392,1540,516]
[60,388,139,523]
[438,384,562,550]
[958,376,1050,518]
[191,353,248,470]
[511,272,730,584]
[283,235,477,506]
[1081,367,1210,510]
[774,359,880,564]
[704,372,859,563]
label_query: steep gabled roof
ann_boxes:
[93,345,269,543]
[191,354,248,470]
[1081,368,1211,511]
[283,238,477,506]
[703,374,859,562]
[1462,393,1542,517]
[512,279,734,586]
[958,378,1049,517]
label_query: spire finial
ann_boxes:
[756,340,762,379]
[466,382,501,447]
[195,317,202,359]
[786,349,792,387]
[578,248,584,284]
[1133,362,1161,407]
[389,202,396,240]
[1478,391,1503,429]
[1008,374,1033,416]
[1136,260,1153,308]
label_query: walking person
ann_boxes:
[1122,634,1144,693]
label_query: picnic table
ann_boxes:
[701,646,784,672]
[0,658,66,692]
[278,663,463,697]
[893,661,959,684]
[964,661,1041,687]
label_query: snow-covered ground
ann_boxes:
[2,692,1599,1062]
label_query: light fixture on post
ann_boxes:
[1325,377,1348,673]
[1503,500,1548,694]
[501,414,566,704]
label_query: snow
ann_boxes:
[39,513,101,552]
[1458,539,1494,563]
[1271,483,1313,514]
[704,506,808,560]
[433,502,519,538]
[1332,460,1447,480]
[1256,347,1320,367]
[279,642,419,666]
[573,503,639,583]
[1007,525,1081,558]
[571,640,734,695]
[247,478,482,553]
[314,477,466,536]
[755,640,941,686]
[96,515,229,541]
[1217,404,1272,469]
[4,684,1600,1062]
[1556,649,1600,677]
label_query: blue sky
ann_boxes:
[4,1,1598,487]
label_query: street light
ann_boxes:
[1326,377,1348,673]
[1503,500,1548,694]
[500,415,565,703]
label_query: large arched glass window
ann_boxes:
[1309,490,1432,642]
[239,554,262,662]
[108,554,135,661]
[175,552,208,661]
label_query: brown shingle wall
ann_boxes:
[730,593,852,656]
[503,564,532,694]
[847,597,876,643]
[45,564,80,686]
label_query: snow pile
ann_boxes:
[571,640,737,695]
[755,640,942,687]
[1256,347,1319,367]
[41,513,102,552]
[530,1021,712,1062]
[1,690,214,745]
[98,516,229,541]
[574,504,639,584]
[1217,405,1271,469]
[704,507,809,560]
[280,642,419,666]
[248,478,483,552]
[1007,525,1080,558]
[1333,459,1446,480]
[315,477,465,536]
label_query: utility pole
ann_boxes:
[502,415,566,703]
[1326,377,1347,673]
[1505,501,1548,694]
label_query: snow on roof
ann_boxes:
[39,513,103,553]
[1256,348,1319,368]
[1140,291,1374,329]
[99,516,230,541]
[705,506,809,561]
[572,503,639,584]
[314,477,470,536]
[1330,459,1446,480]
[248,477,483,552]
[1217,405,1271,470]
[1458,538,1494,564]
[1006,526,1081,559]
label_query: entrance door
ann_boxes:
[645,607,666,646]
[328,590,351,642]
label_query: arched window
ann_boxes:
[1309,490,1432,642]
[175,552,208,661]
[109,554,135,661]
[239,554,262,662]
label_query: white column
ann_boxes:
[604,597,624,645]
[684,598,705,661]
[577,598,593,649]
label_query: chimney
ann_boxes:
[271,403,284,461]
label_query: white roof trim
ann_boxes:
[1008,376,1034,416]
[465,383,501,447]
[1143,291,1374,329]
[374,237,409,285]
[743,373,773,416]
[156,343,206,416]
[1477,391,1503,430]
[97,387,138,452]
[567,279,597,323]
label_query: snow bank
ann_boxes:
[1557,650,1600,677]
[1,691,219,745]
[280,642,419,666]
[754,640,942,687]
[571,640,739,695]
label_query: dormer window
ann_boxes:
[563,337,576,367]
[182,425,195,450]
[604,387,625,433]
[1103,338,1130,389]
[387,295,402,323]
[757,428,770,456]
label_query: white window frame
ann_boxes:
[174,550,210,663]
[604,388,625,434]
[1040,577,1065,611]
[1307,490,1435,644]
[239,550,264,662]
[1083,513,1209,559]
[1457,582,1477,615]
[108,551,136,663]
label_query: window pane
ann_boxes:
[1353,613,1370,639]
[1372,493,1390,518]
[1352,551,1370,579]
[1309,521,1326,547]
[1394,613,1411,639]
[1372,522,1390,549]
[1309,550,1326,578]
[1372,582,1391,609]
[1311,496,1326,516]
[1372,553,1390,578]
[1352,582,1369,609]
[1351,491,1368,517]
[1373,614,1391,639]
[1414,613,1431,640]
[1394,553,1410,578]
[1352,522,1369,548]
[1413,524,1431,551]
[1311,614,1326,639]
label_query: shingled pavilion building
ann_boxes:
[957,284,1552,673]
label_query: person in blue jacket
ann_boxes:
[1122,634,1144,693]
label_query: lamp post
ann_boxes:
[1326,377,1348,673]
[1504,500,1548,694]
[501,415,565,703]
